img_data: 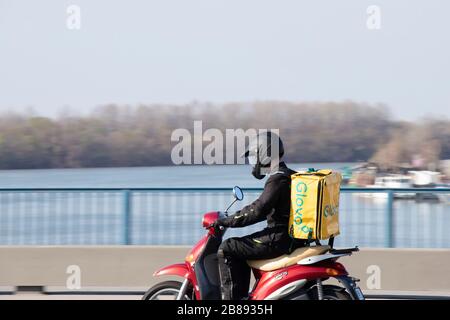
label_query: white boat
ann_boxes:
[358,174,415,200]
[358,172,445,202]
[409,170,441,186]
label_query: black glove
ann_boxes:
[209,220,225,231]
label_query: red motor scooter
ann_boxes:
[143,187,365,300]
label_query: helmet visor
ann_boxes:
[247,153,258,167]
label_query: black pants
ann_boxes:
[217,227,304,300]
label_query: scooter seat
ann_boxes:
[247,245,330,271]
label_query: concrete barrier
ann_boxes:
[0,246,449,293]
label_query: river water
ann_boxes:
[0,163,352,188]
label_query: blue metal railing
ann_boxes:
[340,187,450,247]
[0,187,449,247]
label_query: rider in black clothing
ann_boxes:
[214,132,305,300]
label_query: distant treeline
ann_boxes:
[0,102,449,169]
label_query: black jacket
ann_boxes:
[219,162,296,229]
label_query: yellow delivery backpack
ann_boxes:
[289,169,342,240]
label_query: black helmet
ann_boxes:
[242,131,284,179]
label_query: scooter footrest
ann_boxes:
[329,246,359,255]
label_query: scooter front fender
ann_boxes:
[153,263,190,278]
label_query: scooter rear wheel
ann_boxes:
[142,280,193,300]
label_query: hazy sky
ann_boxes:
[0,0,449,120]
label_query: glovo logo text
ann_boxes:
[293,181,312,235]
[324,204,339,218]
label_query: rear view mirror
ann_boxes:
[233,186,244,201]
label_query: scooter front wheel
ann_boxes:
[142,280,193,300]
